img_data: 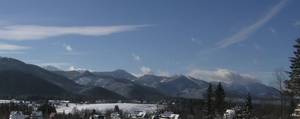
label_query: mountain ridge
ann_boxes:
[39,60,281,99]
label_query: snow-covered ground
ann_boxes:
[0,99,22,103]
[56,103,159,114]
[0,100,11,103]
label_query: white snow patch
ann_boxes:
[56,103,159,114]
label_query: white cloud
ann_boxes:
[36,62,70,70]
[187,68,258,84]
[63,44,73,52]
[69,66,81,71]
[36,62,92,71]
[133,66,153,77]
[68,66,90,71]
[38,62,70,68]
[141,66,152,75]
[0,43,30,51]
[217,0,288,48]
[132,53,141,61]
[0,24,150,40]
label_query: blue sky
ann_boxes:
[0,0,299,85]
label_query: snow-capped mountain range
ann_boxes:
[0,57,280,100]
[49,66,280,99]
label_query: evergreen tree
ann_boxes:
[215,82,225,117]
[114,105,120,112]
[288,38,300,95]
[38,103,56,118]
[206,83,214,119]
[288,94,297,118]
[244,93,253,119]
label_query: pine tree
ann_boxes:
[206,83,214,119]
[288,38,300,95]
[114,105,120,113]
[288,94,297,118]
[215,82,225,117]
[244,93,253,119]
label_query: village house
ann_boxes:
[48,100,70,107]
[30,110,43,119]
[151,111,179,119]
[9,111,27,119]
[128,110,147,118]
[223,109,236,119]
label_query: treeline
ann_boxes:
[164,82,287,119]
[163,83,229,119]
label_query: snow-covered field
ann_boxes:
[56,103,159,114]
[0,100,11,103]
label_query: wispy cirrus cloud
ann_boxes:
[37,62,91,71]
[0,43,30,51]
[0,24,150,40]
[217,0,288,48]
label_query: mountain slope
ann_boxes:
[216,81,280,99]
[78,87,126,100]
[0,57,81,92]
[0,70,69,97]
[137,75,208,98]
[93,69,138,81]
[56,70,165,99]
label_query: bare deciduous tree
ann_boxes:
[274,68,288,119]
